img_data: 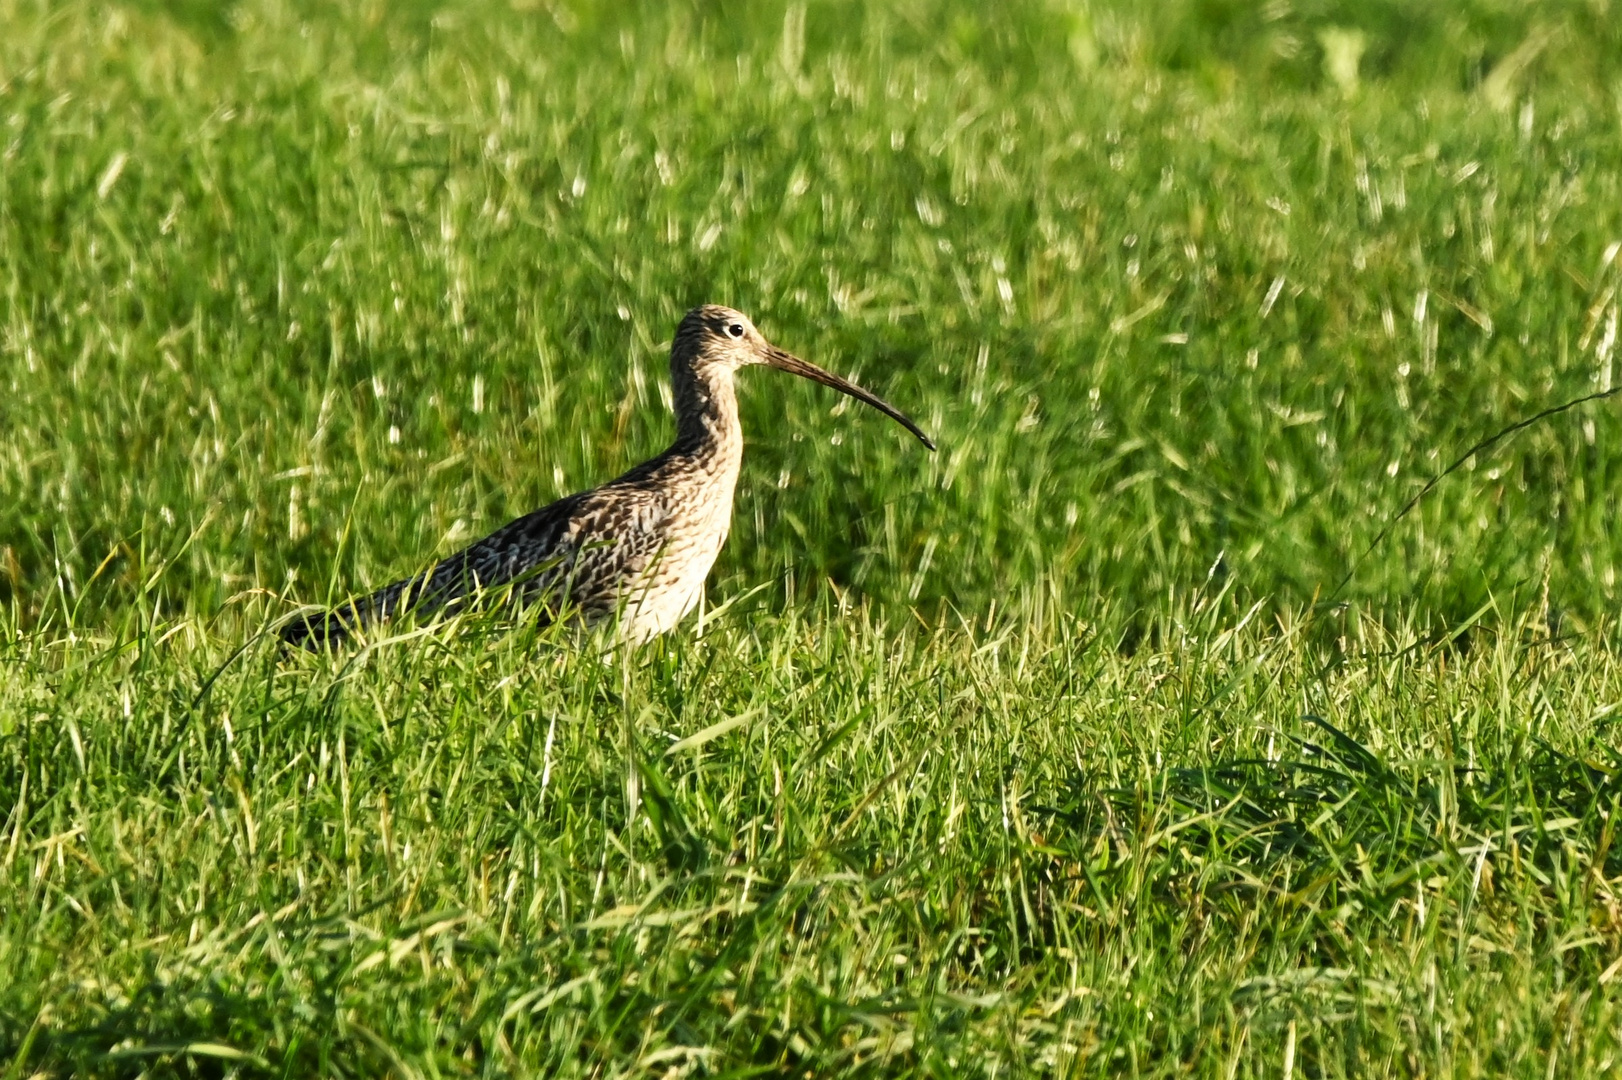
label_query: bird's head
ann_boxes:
[674,304,935,450]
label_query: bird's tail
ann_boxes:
[279,574,431,650]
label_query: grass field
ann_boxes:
[6,0,1622,1074]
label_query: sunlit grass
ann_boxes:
[5,0,1622,1075]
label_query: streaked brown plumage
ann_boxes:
[281,305,934,649]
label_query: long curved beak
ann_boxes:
[764,346,936,451]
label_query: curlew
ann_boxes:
[281,305,935,649]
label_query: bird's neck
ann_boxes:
[670,364,744,470]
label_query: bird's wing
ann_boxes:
[281,491,591,649]
[418,490,590,607]
[281,482,679,649]
[547,489,672,612]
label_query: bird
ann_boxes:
[280,305,935,649]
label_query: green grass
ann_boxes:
[6,0,1622,1074]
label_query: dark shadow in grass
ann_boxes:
[8,892,483,1078]
[10,966,285,1078]
[634,745,712,874]
[1049,715,1622,910]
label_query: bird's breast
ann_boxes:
[612,458,741,641]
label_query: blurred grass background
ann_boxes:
[2,0,1620,634]
[7,1,1622,1076]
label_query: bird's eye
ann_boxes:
[727,323,745,338]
